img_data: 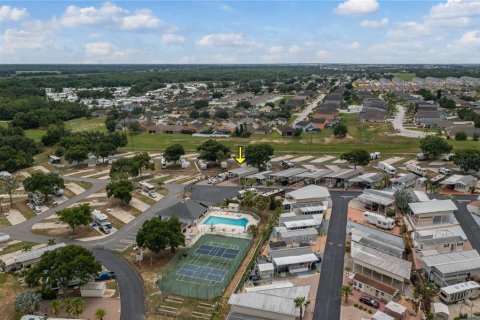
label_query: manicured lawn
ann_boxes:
[25,129,46,142]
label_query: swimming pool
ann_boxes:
[203,216,249,227]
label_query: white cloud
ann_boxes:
[457,30,480,46]
[0,5,29,22]
[429,0,480,19]
[1,20,56,53]
[85,42,114,56]
[60,2,173,31]
[336,0,379,15]
[161,34,185,43]
[388,22,431,39]
[288,44,303,55]
[268,46,284,55]
[346,41,361,49]
[315,49,328,60]
[196,33,262,49]
[360,17,389,27]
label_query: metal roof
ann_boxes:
[351,242,411,280]
[285,185,330,200]
[299,205,327,212]
[372,311,395,320]
[245,171,272,180]
[408,200,457,215]
[270,168,308,178]
[440,174,476,186]
[324,168,362,179]
[422,250,480,268]
[349,172,384,183]
[357,189,395,206]
[294,169,332,179]
[228,166,259,176]
[275,227,318,238]
[441,281,480,295]
[228,285,310,317]
[282,214,323,229]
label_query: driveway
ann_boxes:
[392,105,433,138]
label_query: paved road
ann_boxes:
[314,191,360,320]
[392,105,432,138]
[453,195,480,250]
[92,248,145,320]
[292,93,325,126]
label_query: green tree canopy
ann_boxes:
[197,140,230,162]
[23,172,64,197]
[26,245,101,291]
[245,144,274,168]
[132,152,155,176]
[394,189,412,214]
[57,203,93,232]
[106,179,134,204]
[419,135,452,159]
[340,150,370,169]
[455,131,467,141]
[65,145,89,164]
[163,144,185,164]
[136,216,185,253]
[333,123,348,138]
[453,149,480,173]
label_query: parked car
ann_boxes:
[148,190,157,198]
[359,296,380,309]
[95,271,116,282]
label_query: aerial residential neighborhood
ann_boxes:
[2,1,480,320]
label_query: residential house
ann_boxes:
[276,125,296,137]
[254,125,272,135]
[270,247,319,273]
[407,200,458,230]
[440,174,477,193]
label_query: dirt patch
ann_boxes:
[32,225,100,239]
[0,273,22,320]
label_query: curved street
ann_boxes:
[392,104,433,138]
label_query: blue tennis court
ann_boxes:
[195,244,240,260]
[177,263,227,282]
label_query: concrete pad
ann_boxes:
[70,201,107,208]
[382,156,404,165]
[183,153,198,159]
[108,207,135,224]
[83,169,110,178]
[5,209,26,225]
[325,165,341,171]
[164,175,187,184]
[302,164,318,170]
[18,171,31,178]
[291,155,315,163]
[97,175,110,180]
[32,221,69,229]
[65,182,86,195]
[33,166,50,173]
[129,198,150,212]
[182,178,198,185]
[332,159,347,164]
[64,168,95,176]
[311,155,335,163]
[87,192,108,199]
[271,154,294,162]
[429,160,444,166]
[50,195,69,204]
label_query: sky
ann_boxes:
[1,0,480,64]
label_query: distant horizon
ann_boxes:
[1,63,480,66]
[2,0,480,64]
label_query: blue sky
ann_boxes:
[1,0,480,64]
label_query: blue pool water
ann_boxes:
[203,216,249,227]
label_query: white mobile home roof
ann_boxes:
[352,242,411,280]
[245,171,272,180]
[228,166,259,176]
[408,200,457,215]
[385,301,407,315]
[257,263,275,272]
[441,281,480,295]
[244,281,293,292]
[441,174,476,186]
[270,168,308,178]
[228,285,310,317]
[2,243,66,265]
[423,250,480,274]
[282,214,323,229]
[372,311,395,320]
[273,253,319,267]
[294,169,332,179]
[286,185,330,200]
[357,189,395,206]
[275,227,318,238]
[324,168,362,179]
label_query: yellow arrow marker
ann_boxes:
[234,146,246,164]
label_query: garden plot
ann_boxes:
[271,154,294,162]
[33,166,50,173]
[129,197,150,212]
[311,155,335,163]
[65,182,86,195]
[382,157,404,165]
[108,207,135,224]
[5,210,26,225]
[290,155,315,162]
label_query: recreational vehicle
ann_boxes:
[91,210,112,234]
[198,160,208,170]
[439,167,452,175]
[406,162,427,177]
[181,159,191,169]
[363,211,395,230]
[378,161,396,175]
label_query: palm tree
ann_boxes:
[376,174,391,189]
[341,285,353,303]
[423,178,433,194]
[95,308,107,320]
[50,300,61,316]
[63,298,74,316]
[294,296,310,320]
[71,297,85,318]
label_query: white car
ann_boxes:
[148,191,157,198]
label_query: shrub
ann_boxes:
[353,303,358,308]
[455,131,467,141]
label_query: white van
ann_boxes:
[439,167,452,175]
[378,161,396,175]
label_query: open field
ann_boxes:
[393,73,416,81]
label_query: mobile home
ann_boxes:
[378,161,396,175]
[0,243,66,272]
[406,162,427,177]
[363,211,395,230]
[440,281,480,304]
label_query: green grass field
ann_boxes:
[393,73,416,81]
[0,121,8,128]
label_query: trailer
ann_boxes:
[406,161,427,177]
[198,160,208,170]
[139,181,155,192]
[378,161,396,175]
[181,159,191,169]
[0,243,66,272]
[363,211,395,230]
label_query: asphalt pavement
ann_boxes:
[453,195,480,250]
[313,191,360,320]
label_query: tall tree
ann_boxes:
[245,144,274,168]
[394,190,412,214]
[340,285,353,303]
[333,123,348,138]
[419,136,452,159]
[65,145,89,164]
[197,140,230,162]
[94,142,116,162]
[453,149,480,173]
[23,172,64,197]
[132,152,155,176]
[106,180,134,204]
[26,245,101,291]
[163,144,185,164]
[57,203,93,232]
[110,158,139,180]
[136,216,185,253]
[340,150,370,169]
